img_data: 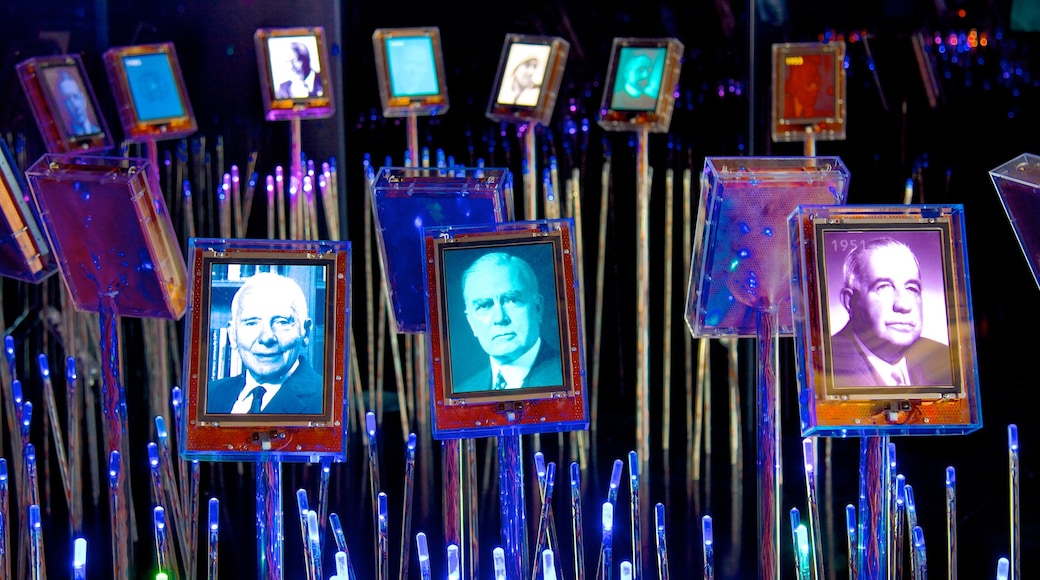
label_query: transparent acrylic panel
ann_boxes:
[16,54,114,154]
[25,154,187,319]
[990,153,1040,290]
[0,140,57,283]
[372,167,513,333]
[686,157,849,337]
[422,219,587,440]
[789,204,981,437]
[372,27,450,118]
[181,237,351,462]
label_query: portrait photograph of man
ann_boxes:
[821,230,955,393]
[442,243,565,395]
[41,65,102,138]
[610,46,666,112]
[268,36,324,100]
[204,266,327,415]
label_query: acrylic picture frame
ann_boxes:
[16,54,113,154]
[597,37,684,133]
[0,139,57,283]
[685,157,849,338]
[771,41,847,143]
[181,238,351,461]
[372,27,449,118]
[789,204,981,437]
[24,154,187,319]
[990,153,1040,291]
[486,34,569,126]
[103,42,197,142]
[254,27,335,121]
[424,219,588,440]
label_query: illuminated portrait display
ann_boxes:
[182,239,351,461]
[372,27,449,118]
[424,220,588,440]
[255,27,334,121]
[487,34,569,126]
[16,54,112,153]
[103,42,197,141]
[771,41,847,143]
[598,37,683,133]
[788,205,981,437]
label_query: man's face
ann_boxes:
[463,261,542,365]
[59,78,87,123]
[626,56,652,89]
[844,244,923,361]
[230,287,310,383]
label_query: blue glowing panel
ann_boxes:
[372,168,513,334]
[123,53,186,121]
[686,157,849,337]
[387,36,439,98]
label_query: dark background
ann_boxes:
[1,0,1039,578]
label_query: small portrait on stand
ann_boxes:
[780,52,836,121]
[495,43,551,107]
[268,35,324,99]
[442,243,565,396]
[609,46,666,111]
[40,65,102,138]
[820,228,958,397]
[203,265,328,417]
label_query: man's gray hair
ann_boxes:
[842,237,920,292]
[461,252,540,299]
[231,272,309,323]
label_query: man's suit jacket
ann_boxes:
[276,72,323,99]
[207,356,324,414]
[454,340,563,394]
[828,325,953,387]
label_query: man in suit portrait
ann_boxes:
[829,237,953,388]
[453,251,563,393]
[207,272,324,414]
[275,41,323,99]
[56,70,100,137]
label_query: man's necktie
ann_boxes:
[249,386,267,413]
[494,372,507,390]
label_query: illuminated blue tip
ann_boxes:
[30,504,40,529]
[416,532,430,561]
[845,504,857,534]
[912,526,925,548]
[25,443,35,464]
[407,433,417,451]
[570,462,581,484]
[655,503,666,530]
[38,354,50,377]
[307,510,320,543]
[155,416,168,438]
[1009,424,1018,450]
[534,452,546,477]
[154,506,166,529]
[109,451,121,480]
[148,443,160,466]
[66,356,77,379]
[378,492,388,519]
[296,489,309,511]
[5,335,14,356]
[701,515,713,545]
[368,411,380,438]
[172,387,182,406]
[545,462,556,486]
[0,459,6,481]
[74,537,87,567]
[946,466,955,486]
[602,503,613,531]
[209,498,220,531]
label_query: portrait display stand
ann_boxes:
[685,157,849,580]
[373,27,449,165]
[24,154,188,580]
[771,42,847,156]
[990,153,1040,289]
[422,219,588,579]
[16,53,114,154]
[597,36,683,468]
[255,27,336,238]
[788,204,981,574]
[180,238,351,579]
[0,140,57,283]
[486,34,569,220]
[103,42,197,184]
